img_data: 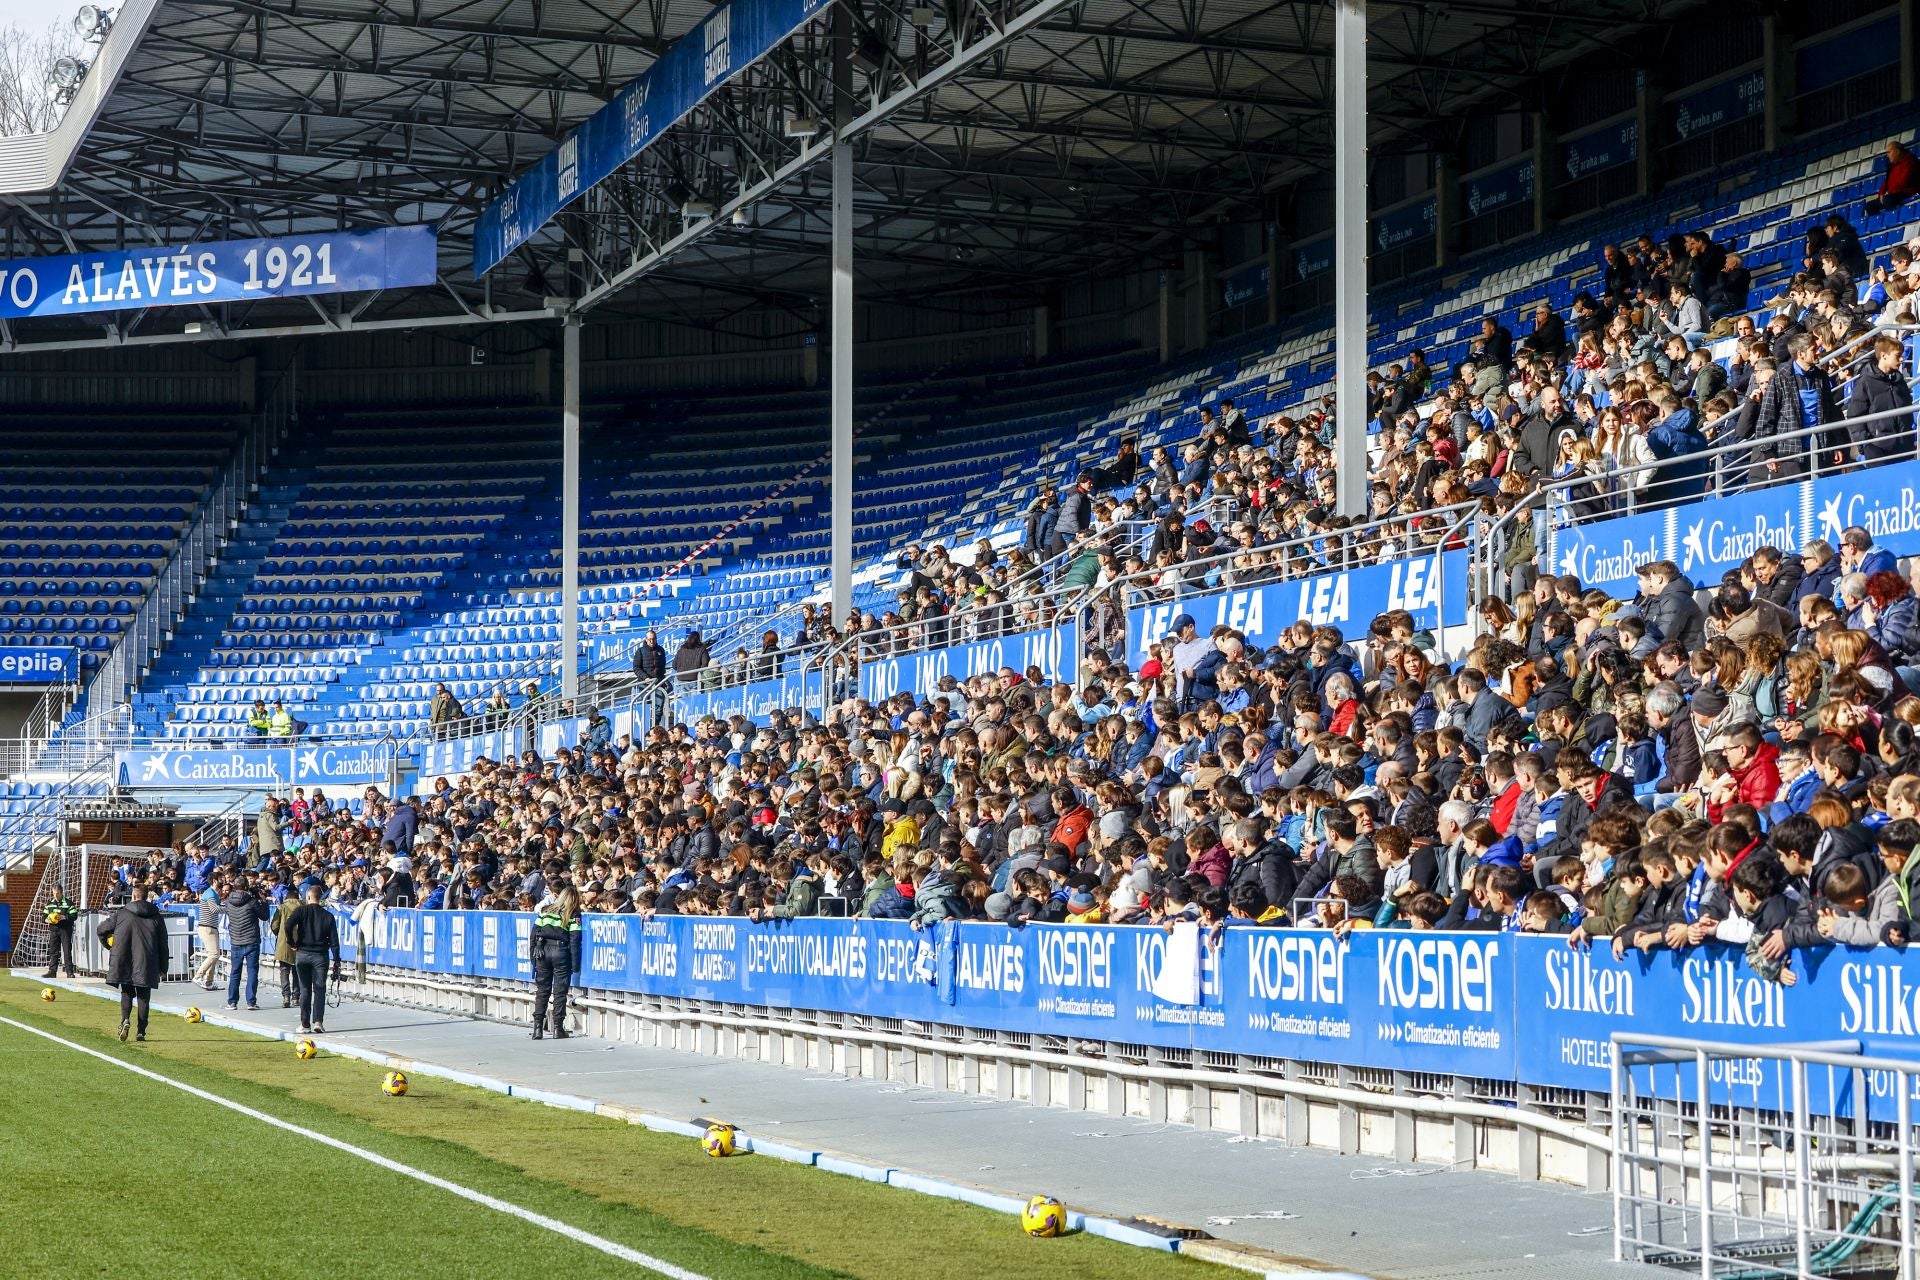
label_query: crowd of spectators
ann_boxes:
[103,502,1915,988]
[627,165,1920,703]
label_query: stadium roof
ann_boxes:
[0,0,1711,347]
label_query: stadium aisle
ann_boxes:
[33,972,1653,1280]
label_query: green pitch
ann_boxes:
[0,978,1229,1279]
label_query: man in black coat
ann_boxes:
[99,881,170,1042]
[1749,546,1804,612]
[1225,817,1298,918]
[1851,334,1915,464]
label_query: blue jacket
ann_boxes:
[184,853,219,894]
[868,885,915,919]
[1872,593,1920,662]
[1188,648,1229,706]
[1646,408,1710,503]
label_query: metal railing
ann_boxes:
[1613,1032,1919,1280]
[80,362,297,719]
[0,680,80,776]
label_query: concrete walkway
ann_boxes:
[20,971,1659,1280]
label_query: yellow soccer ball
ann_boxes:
[40,988,55,1003]
[382,1071,409,1097]
[701,1123,737,1158]
[184,1007,203,1024]
[1021,1195,1068,1239]
[294,1039,317,1060]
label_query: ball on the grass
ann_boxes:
[184,1007,203,1024]
[40,988,55,1003]
[382,1071,409,1097]
[701,1123,736,1157]
[1021,1195,1067,1238]
[294,1039,317,1060]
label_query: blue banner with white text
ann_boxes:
[116,743,394,789]
[857,622,1078,702]
[349,913,1920,1114]
[1547,456,1920,595]
[0,226,436,320]
[1557,118,1637,185]
[1462,160,1534,221]
[676,667,825,724]
[0,646,75,683]
[1126,549,1468,665]
[1373,198,1436,253]
[420,726,525,782]
[1668,69,1766,142]
[473,0,834,275]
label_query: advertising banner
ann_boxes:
[1548,456,1920,594]
[1373,198,1436,253]
[0,226,436,320]
[858,622,1078,702]
[0,646,75,683]
[345,911,1920,1113]
[474,0,834,274]
[1462,160,1534,221]
[116,743,394,789]
[1668,69,1765,142]
[1125,549,1467,665]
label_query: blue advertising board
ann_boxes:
[1293,235,1333,281]
[1462,159,1534,221]
[116,743,394,789]
[1668,69,1766,142]
[676,666,825,723]
[1548,455,1920,595]
[0,226,436,321]
[474,0,834,275]
[349,912,1920,1114]
[1221,263,1269,309]
[857,621,1077,702]
[420,726,525,781]
[1558,118,1637,185]
[1125,549,1468,665]
[0,646,75,683]
[1372,198,1436,253]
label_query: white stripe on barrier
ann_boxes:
[0,1013,711,1280]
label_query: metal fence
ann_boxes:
[1613,1032,1920,1280]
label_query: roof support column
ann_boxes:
[829,3,855,626]
[560,315,581,705]
[1333,0,1369,520]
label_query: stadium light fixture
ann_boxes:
[681,200,716,221]
[74,5,114,42]
[909,6,938,29]
[783,115,820,138]
[49,55,88,91]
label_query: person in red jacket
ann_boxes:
[1707,725,1781,823]
[1868,140,1920,215]
[1049,786,1093,855]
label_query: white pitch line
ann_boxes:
[0,1014,709,1280]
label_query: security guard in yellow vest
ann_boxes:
[43,891,78,979]
[530,885,581,1040]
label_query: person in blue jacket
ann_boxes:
[1644,390,1710,508]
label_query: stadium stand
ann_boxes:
[0,414,238,677]
[76,114,1920,751]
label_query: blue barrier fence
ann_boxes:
[327,909,1920,1116]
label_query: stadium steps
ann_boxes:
[129,478,310,736]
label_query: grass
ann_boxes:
[0,977,1228,1279]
